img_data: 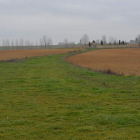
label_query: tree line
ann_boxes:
[1,36,77,50]
[1,35,53,50]
[58,38,75,48]
[1,34,139,50]
[80,34,127,46]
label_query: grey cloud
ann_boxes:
[0,0,140,44]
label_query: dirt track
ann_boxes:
[0,49,82,61]
[66,48,140,76]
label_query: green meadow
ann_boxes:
[0,48,140,140]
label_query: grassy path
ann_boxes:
[0,49,140,139]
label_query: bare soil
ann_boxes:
[66,48,140,76]
[0,49,82,61]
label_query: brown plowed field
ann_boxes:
[0,49,82,61]
[66,48,140,76]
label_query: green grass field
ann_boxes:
[0,48,140,140]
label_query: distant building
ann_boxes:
[127,40,137,44]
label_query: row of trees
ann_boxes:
[80,34,126,46]
[58,38,75,48]
[100,35,126,45]
[1,36,79,51]
[1,35,53,50]
[2,34,139,50]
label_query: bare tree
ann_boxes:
[96,39,100,44]
[20,38,24,46]
[5,39,10,50]
[114,39,117,45]
[15,39,19,50]
[42,35,53,49]
[11,39,14,50]
[25,40,28,46]
[81,34,89,46]
[63,38,69,48]
[40,38,44,49]
[47,37,53,49]
[42,35,47,49]
[136,35,140,47]
[26,39,31,49]
[19,38,24,50]
[12,39,14,46]
[109,36,114,45]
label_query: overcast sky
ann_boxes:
[0,0,140,45]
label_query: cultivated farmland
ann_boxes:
[0,49,83,61]
[66,48,140,76]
